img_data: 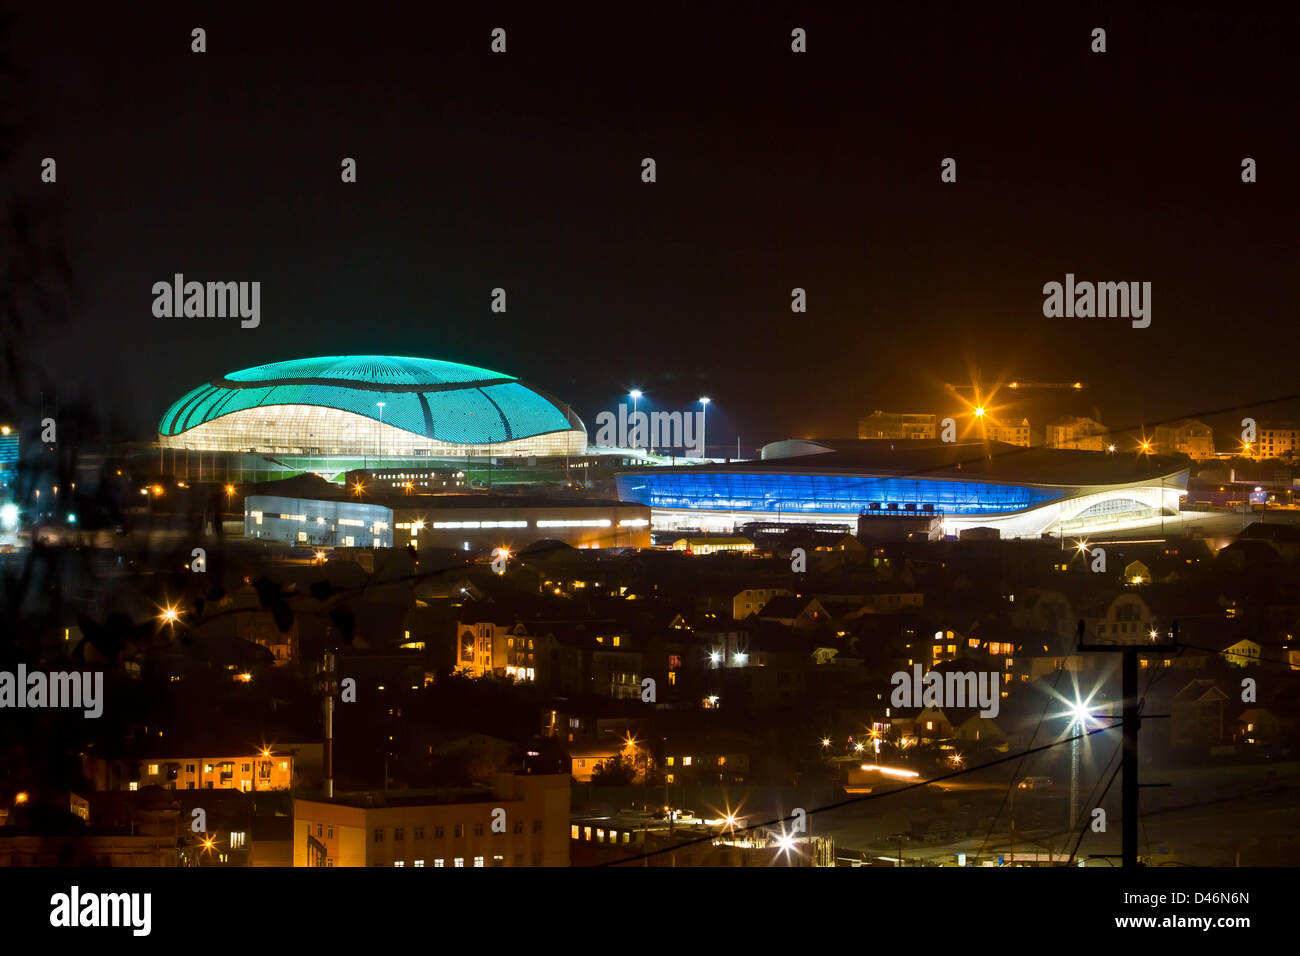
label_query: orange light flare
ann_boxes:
[951,380,1011,439]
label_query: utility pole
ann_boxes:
[1076,619,1176,867]
[320,651,338,798]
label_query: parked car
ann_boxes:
[1017,776,1055,791]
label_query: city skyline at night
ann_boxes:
[0,1,1293,936]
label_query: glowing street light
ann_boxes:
[159,606,180,626]
[973,406,986,418]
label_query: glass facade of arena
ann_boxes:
[615,471,1065,515]
[163,406,584,457]
[159,355,587,457]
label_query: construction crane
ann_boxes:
[944,379,1089,393]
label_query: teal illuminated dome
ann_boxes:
[159,355,586,458]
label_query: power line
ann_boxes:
[590,722,1119,866]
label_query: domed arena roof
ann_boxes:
[159,355,583,447]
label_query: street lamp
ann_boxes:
[1067,698,1095,834]
[699,397,710,459]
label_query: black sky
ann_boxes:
[10,1,1299,452]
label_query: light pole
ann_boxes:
[629,390,642,454]
[699,397,710,460]
[1068,702,1093,836]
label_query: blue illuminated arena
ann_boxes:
[616,439,1190,539]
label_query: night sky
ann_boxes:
[10,2,1298,452]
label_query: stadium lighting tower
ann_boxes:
[699,397,710,459]
[629,390,643,453]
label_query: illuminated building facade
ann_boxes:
[245,494,652,550]
[159,355,587,459]
[293,772,570,867]
[858,410,937,440]
[1254,422,1299,459]
[617,439,1190,539]
[455,619,538,682]
[985,417,1031,447]
[91,751,295,792]
[1152,418,1216,460]
[1046,416,1110,452]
